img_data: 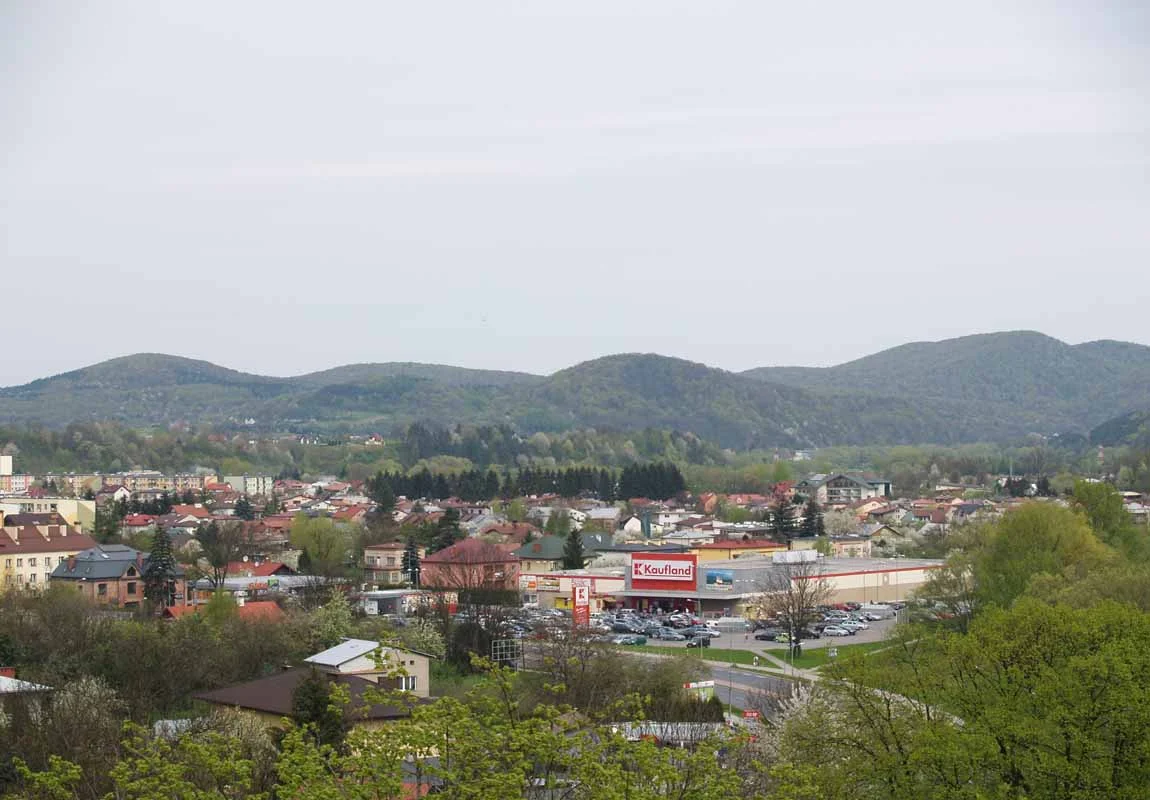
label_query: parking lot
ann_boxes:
[638,616,898,653]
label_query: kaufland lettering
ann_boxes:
[632,560,695,581]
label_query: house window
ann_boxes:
[127,582,137,595]
[97,583,108,597]
[44,557,52,567]
[28,574,36,584]
[4,559,9,568]
[15,559,22,568]
[28,558,36,567]
[386,557,396,566]
[401,675,417,691]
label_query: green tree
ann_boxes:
[307,588,353,651]
[196,520,243,588]
[401,535,421,588]
[143,527,177,609]
[974,502,1111,610]
[234,495,256,521]
[290,516,350,578]
[290,669,350,752]
[544,508,572,536]
[1072,479,1146,559]
[561,528,587,570]
[799,497,822,538]
[431,508,462,553]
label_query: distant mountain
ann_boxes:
[744,331,1150,436]
[3,332,1148,447]
[293,362,542,388]
[1091,407,1150,447]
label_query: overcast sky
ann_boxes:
[3,2,1148,385]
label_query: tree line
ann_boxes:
[365,462,687,504]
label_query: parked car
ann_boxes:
[652,628,686,641]
[754,629,783,641]
[685,636,711,649]
[839,620,870,631]
[612,634,647,645]
[822,626,852,637]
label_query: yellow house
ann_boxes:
[690,539,786,562]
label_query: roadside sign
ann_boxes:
[742,709,760,719]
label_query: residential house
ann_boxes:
[0,513,98,590]
[510,533,609,572]
[476,521,538,545]
[364,542,425,586]
[420,539,519,591]
[195,639,430,731]
[830,536,873,558]
[50,544,191,609]
[225,560,295,578]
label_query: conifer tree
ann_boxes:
[402,534,421,588]
[561,528,587,570]
[800,497,823,538]
[143,526,177,609]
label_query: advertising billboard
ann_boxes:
[572,580,591,627]
[704,569,734,591]
[630,553,697,591]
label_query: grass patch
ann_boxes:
[615,644,761,665]
[430,660,485,698]
[785,640,890,670]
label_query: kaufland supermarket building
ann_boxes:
[616,551,944,617]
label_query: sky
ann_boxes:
[3,1,1149,385]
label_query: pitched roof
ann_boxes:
[305,638,380,668]
[0,519,96,556]
[50,544,185,581]
[225,561,293,577]
[511,533,607,560]
[422,538,518,564]
[194,667,418,719]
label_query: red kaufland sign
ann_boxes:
[630,553,697,591]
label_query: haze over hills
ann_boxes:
[2,331,1148,448]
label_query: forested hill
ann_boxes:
[745,331,1150,436]
[2,333,1148,447]
[1091,407,1150,447]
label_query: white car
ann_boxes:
[822,625,852,637]
[839,620,869,631]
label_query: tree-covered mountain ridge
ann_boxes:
[2,331,1147,447]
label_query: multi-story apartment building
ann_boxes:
[223,474,275,497]
[0,497,96,534]
[0,513,98,590]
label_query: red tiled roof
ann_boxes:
[170,505,211,519]
[121,514,156,526]
[423,538,518,564]
[238,601,285,621]
[225,561,293,577]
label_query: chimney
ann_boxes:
[67,556,76,571]
[136,552,144,571]
[0,667,15,679]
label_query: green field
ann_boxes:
[615,644,761,665]
[784,640,891,670]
